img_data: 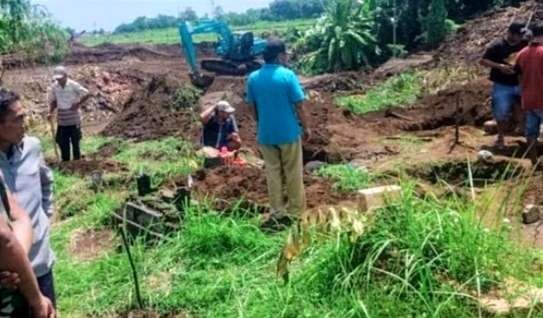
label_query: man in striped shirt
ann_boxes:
[47,66,90,161]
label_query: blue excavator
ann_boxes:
[179,19,267,87]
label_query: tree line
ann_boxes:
[0,0,68,63]
[296,0,526,74]
[113,0,331,34]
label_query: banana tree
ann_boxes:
[300,0,379,73]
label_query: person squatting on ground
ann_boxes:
[200,100,242,151]
[515,22,543,165]
[47,66,90,161]
[0,176,55,318]
[0,89,57,309]
[246,38,311,227]
[481,21,529,149]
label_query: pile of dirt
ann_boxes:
[301,72,366,92]
[436,2,536,64]
[103,75,199,141]
[73,66,147,129]
[192,166,353,212]
[52,159,124,176]
[358,78,492,132]
[64,43,176,65]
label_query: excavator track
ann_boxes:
[201,59,262,76]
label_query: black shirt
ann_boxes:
[483,38,526,86]
[202,114,238,149]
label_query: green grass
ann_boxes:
[337,72,424,114]
[112,137,201,186]
[316,164,372,192]
[43,136,543,317]
[51,174,543,317]
[80,19,316,47]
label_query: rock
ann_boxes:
[477,150,494,162]
[305,161,325,174]
[358,185,402,212]
[484,120,498,135]
[349,159,368,171]
[480,283,543,315]
[522,204,541,225]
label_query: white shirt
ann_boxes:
[48,78,88,110]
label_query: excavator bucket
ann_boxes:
[190,73,214,89]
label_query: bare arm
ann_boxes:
[296,101,309,130]
[72,92,91,110]
[48,100,57,116]
[296,101,311,142]
[200,105,217,124]
[480,59,514,74]
[0,222,54,317]
[7,191,32,254]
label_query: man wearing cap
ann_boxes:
[481,21,529,149]
[246,37,311,226]
[200,100,242,151]
[47,66,90,161]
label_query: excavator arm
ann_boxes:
[179,19,266,88]
[179,20,237,87]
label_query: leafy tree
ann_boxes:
[213,6,225,20]
[298,0,378,73]
[0,1,67,63]
[179,7,198,22]
[425,0,447,45]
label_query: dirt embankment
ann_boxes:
[436,2,537,64]
[103,75,199,141]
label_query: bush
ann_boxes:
[337,72,423,114]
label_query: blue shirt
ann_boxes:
[246,64,306,145]
[0,137,54,277]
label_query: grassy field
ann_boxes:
[80,19,316,47]
[23,127,543,317]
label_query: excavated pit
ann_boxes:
[413,159,525,188]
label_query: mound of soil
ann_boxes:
[436,2,536,64]
[53,159,124,176]
[103,75,198,141]
[399,79,492,131]
[192,166,353,212]
[65,43,176,65]
[301,72,366,92]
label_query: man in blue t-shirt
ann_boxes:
[246,38,311,227]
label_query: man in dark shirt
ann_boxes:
[200,100,241,151]
[481,21,528,149]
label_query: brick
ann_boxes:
[358,185,401,212]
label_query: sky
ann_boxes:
[34,0,273,32]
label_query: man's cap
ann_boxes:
[53,66,68,80]
[263,38,286,61]
[216,100,235,114]
[509,21,526,35]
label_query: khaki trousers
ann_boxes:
[259,140,306,217]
